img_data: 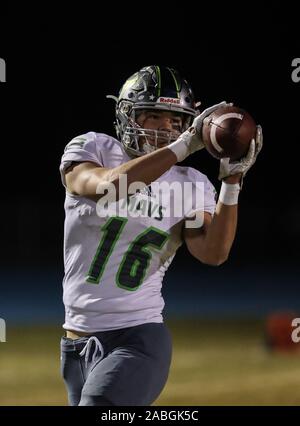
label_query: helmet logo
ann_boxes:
[158,97,180,105]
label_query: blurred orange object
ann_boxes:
[265,312,300,352]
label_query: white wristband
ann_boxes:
[219,182,240,205]
[167,130,192,162]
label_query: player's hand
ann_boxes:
[178,101,232,158]
[190,101,230,149]
[218,125,263,181]
[168,101,232,162]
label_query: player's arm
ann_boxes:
[184,126,263,266]
[184,174,240,266]
[65,102,229,201]
[65,148,177,202]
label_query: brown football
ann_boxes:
[201,105,257,160]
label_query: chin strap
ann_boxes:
[142,142,156,154]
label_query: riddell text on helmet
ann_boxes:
[158,97,181,104]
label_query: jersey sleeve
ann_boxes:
[59,132,104,187]
[185,167,217,217]
[204,176,217,215]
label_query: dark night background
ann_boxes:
[0,3,299,325]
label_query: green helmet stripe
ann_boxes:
[155,65,161,97]
[167,67,180,98]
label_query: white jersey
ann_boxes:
[60,132,216,332]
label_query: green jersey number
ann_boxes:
[86,217,169,291]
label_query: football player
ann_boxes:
[59,65,262,406]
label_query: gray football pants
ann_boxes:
[60,322,172,406]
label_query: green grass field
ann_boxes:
[1,319,300,405]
